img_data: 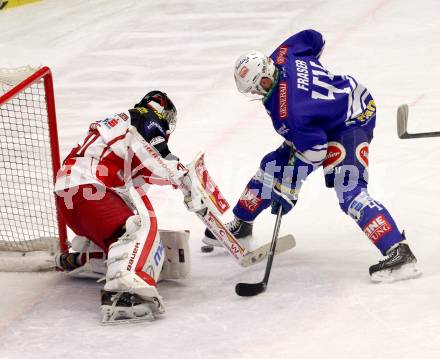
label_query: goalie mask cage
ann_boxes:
[0,66,67,271]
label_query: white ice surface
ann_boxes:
[1,0,440,358]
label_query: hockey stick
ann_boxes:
[235,207,283,297]
[397,104,440,139]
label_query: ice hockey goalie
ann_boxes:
[54,91,200,324]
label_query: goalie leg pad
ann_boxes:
[158,229,190,281]
[104,188,167,320]
[105,214,164,308]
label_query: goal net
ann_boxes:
[0,66,67,271]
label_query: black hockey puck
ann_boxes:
[201,245,214,253]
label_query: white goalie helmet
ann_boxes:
[234,51,276,96]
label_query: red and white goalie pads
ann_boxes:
[104,186,166,313]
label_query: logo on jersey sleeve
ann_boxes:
[97,113,129,129]
[323,142,346,173]
[363,214,393,244]
[356,142,369,169]
[277,124,289,136]
[276,45,288,64]
[279,81,288,119]
[355,100,376,123]
[117,112,129,121]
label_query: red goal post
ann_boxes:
[0,66,68,270]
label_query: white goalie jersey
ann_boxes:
[55,109,184,193]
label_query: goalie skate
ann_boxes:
[100,290,164,325]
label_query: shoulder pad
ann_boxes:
[95,111,130,129]
[94,111,130,142]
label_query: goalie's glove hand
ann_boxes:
[271,182,297,215]
[181,174,207,213]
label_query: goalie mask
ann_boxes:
[234,51,276,98]
[135,91,177,133]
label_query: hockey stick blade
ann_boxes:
[235,281,266,297]
[239,234,295,267]
[397,104,409,139]
[397,104,440,139]
[235,208,284,297]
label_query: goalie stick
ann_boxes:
[128,127,295,267]
[235,207,283,297]
[397,104,440,139]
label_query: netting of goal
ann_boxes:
[0,66,67,271]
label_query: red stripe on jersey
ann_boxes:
[130,152,171,186]
[134,186,158,287]
[78,130,100,157]
[99,133,127,161]
[97,151,126,187]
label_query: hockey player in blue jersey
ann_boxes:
[204,29,421,282]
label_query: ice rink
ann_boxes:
[1,0,440,358]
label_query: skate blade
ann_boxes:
[100,303,158,325]
[101,315,155,326]
[239,234,296,267]
[370,262,423,283]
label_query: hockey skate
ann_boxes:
[100,290,164,325]
[55,252,82,272]
[202,217,252,248]
[369,242,422,283]
[54,236,106,279]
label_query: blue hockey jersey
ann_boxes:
[264,29,376,165]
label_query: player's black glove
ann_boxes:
[271,182,297,215]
